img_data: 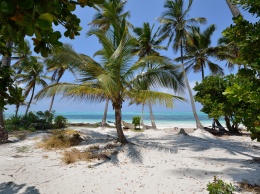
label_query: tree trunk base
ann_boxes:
[0,126,8,143]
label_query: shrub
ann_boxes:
[132,116,141,130]
[54,115,68,128]
[207,176,235,194]
[37,129,82,150]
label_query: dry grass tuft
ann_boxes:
[61,144,119,165]
[62,148,93,164]
[238,181,260,193]
[37,129,82,150]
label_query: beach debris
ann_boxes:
[177,128,189,136]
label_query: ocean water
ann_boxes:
[4,111,215,128]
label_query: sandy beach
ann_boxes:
[0,127,259,194]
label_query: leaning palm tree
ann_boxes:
[225,0,241,17]
[89,0,132,127]
[176,24,224,80]
[45,44,79,112]
[16,57,49,115]
[35,25,185,144]
[133,22,171,129]
[157,0,206,129]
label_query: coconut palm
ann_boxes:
[133,22,173,129]
[45,44,79,112]
[35,24,185,143]
[16,57,49,115]
[89,0,132,127]
[225,0,241,17]
[176,24,224,80]
[157,0,206,129]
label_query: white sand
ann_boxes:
[0,127,259,194]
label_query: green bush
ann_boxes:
[54,115,68,128]
[4,110,66,131]
[132,116,141,130]
[207,176,235,194]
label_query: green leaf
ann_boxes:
[49,31,61,43]
[36,19,52,30]
[25,26,34,36]
[35,29,42,41]
[67,3,76,11]
[38,13,53,22]
[0,0,15,14]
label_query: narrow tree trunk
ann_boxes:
[148,101,157,129]
[48,94,55,112]
[25,84,36,115]
[15,104,20,117]
[141,103,144,126]
[201,63,205,80]
[114,102,127,144]
[101,99,109,127]
[225,0,241,17]
[180,42,204,129]
[49,76,62,112]
[0,41,13,142]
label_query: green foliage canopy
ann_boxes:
[193,75,240,133]
[0,0,104,57]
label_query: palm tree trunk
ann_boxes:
[0,41,13,142]
[48,94,55,112]
[141,103,144,126]
[15,104,20,117]
[201,62,205,80]
[114,101,127,144]
[49,76,62,112]
[25,84,36,115]
[101,99,109,127]
[148,102,157,129]
[180,42,204,129]
[225,0,241,17]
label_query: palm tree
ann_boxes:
[176,24,224,80]
[133,22,172,129]
[225,0,241,17]
[45,44,79,112]
[35,25,185,144]
[89,0,132,127]
[157,0,206,129]
[16,57,49,115]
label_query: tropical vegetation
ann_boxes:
[0,0,259,143]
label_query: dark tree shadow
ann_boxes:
[0,182,40,194]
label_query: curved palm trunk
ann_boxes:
[49,76,62,112]
[25,84,36,115]
[141,103,144,126]
[15,104,20,117]
[101,99,109,127]
[0,41,13,142]
[181,42,204,129]
[225,0,241,17]
[148,102,157,129]
[114,102,127,144]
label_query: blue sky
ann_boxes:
[6,0,258,114]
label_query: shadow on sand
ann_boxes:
[0,182,40,194]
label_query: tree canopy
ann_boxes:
[0,0,104,57]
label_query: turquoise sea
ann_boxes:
[4,111,215,128]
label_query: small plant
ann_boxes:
[54,115,68,128]
[132,116,141,130]
[207,176,235,194]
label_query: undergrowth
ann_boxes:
[37,129,82,150]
